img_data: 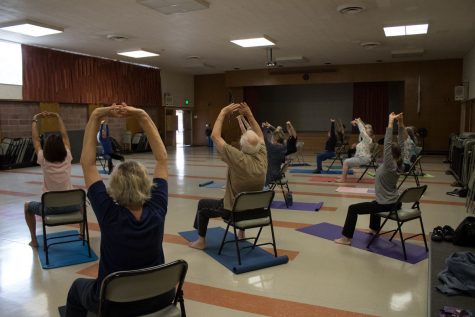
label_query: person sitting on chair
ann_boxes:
[66,103,172,316]
[314,118,338,173]
[189,102,267,250]
[334,112,405,245]
[397,114,418,172]
[285,121,298,156]
[97,119,124,174]
[24,111,77,247]
[336,118,374,182]
[262,122,287,186]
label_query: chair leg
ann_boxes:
[419,217,428,252]
[85,221,91,258]
[358,167,368,183]
[269,222,278,257]
[42,221,49,265]
[366,217,388,248]
[396,222,408,260]
[233,226,242,265]
[415,174,420,187]
[253,227,263,249]
[218,223,230,255]
[281,184,288,207]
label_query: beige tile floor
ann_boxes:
[0,147,468,317]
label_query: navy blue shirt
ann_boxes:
[87,178,168,294]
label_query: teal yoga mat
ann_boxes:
[179,227,288,274]
[37,230,98,269]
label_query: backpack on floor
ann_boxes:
[453,216,475,247]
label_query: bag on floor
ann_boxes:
[285,191,293,206]
[453,216,475,247]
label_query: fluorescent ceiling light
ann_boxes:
[117,50,159,58]
[384,26,406,37]
[230,37,275,48]
[0,20,63,37]
[384,24,428,37]
[406,24,428,35]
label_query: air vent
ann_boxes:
[360,41,381,49]
[337,4,365,14]
[107,34,128,41]
[391,48,424,58]
[138,0,209,15]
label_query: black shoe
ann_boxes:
[431,226,444,242]
[313,169,322,174]
[442,225,455,242]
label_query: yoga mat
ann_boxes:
[271,200,323,211]
[296,222,428,264]
[199,181,225,189]
[309,176,375,184]
[98,169,108,175]
[37,230,98,269]
[336,187,375,194]
[290,169,353,175]
[289,163,311,166]
[179,227,288,274]
[368,171,434,178]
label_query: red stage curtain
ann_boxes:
[22,45,161,107]
[353,82,389,134]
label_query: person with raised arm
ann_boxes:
[65,103,173,316]
[335,112,404,245]
[189,102,267,250]
[24,111,75,247]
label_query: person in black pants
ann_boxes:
[335,112,405,245]
[314,118,338,173]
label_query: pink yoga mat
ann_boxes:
[309,176,375,184]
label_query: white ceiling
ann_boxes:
[0,0,474,74]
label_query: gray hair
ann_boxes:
[107,161,153,209]
[240,130,260,154]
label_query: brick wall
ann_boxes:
[0,102,40,138]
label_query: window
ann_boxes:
[0,41,22,85]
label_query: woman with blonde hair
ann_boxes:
[65,103,172,316]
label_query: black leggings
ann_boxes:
[341,200,401,238]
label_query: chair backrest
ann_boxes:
[232,190,275,213]
[405,155,422,175]
[397,185,428,204]
[41,189,85,210]
[370,143,380,158]
[98,260,188,316]
[96,145,104,156]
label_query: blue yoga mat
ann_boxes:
[271,200,323,212]
[199,181,225,189]
[289,163,311,166]
[179,227,288,274]
[296,222,427,264]
[37,230,98,269]
[289,169,353,175]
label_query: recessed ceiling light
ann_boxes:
[230,37,275,48]
[0,20,63,37]
[384,26,406,37]
[384,24,428,37]
[406,24,428,35]
[117,49,159,58]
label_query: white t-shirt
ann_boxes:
[37,149,73,192]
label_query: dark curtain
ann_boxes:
[22,45,161,106]
[243,86,260,115]
[353,82,389,134]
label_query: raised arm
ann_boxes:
[236,115,247,134]
[31,112,47,154]
[384,113,398,169]
[356,118,371,142]
[239,102,263,141]
[81,106,117,188]
[211,103,241,153]
[52,112,71,150]
[286,121,297,138]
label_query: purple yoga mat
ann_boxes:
[296,222,428,264]
[271,201,323,212]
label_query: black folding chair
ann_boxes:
[269,161,291,207]
[397,155,423,189]
[327,141,348,171]
[357,144,381,183]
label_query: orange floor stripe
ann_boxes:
[76,266,373,317]
[0,189,36,197]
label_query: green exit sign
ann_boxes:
[184,99,189,105]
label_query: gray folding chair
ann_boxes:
[397,155,423,189]
[94,260,188,317]
[366,185,428,261]
[357,143,381,182]
[218,190,277,265]
[41,189,90,265]
[269,161,291,207]
[96,145,107,173]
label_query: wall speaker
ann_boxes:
[455,86,466,101]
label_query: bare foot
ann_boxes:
[237,230,245,240]
[189,239,205,250]
[334,237,352,245]
[335,178,346,183]
[29,240,38,248]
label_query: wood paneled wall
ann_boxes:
[194,59,462,152]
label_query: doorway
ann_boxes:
[174,109,192,147]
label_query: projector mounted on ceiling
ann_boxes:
[265,48,278,67]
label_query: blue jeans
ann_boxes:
[316,151,335,171]
[207,136,213,147]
